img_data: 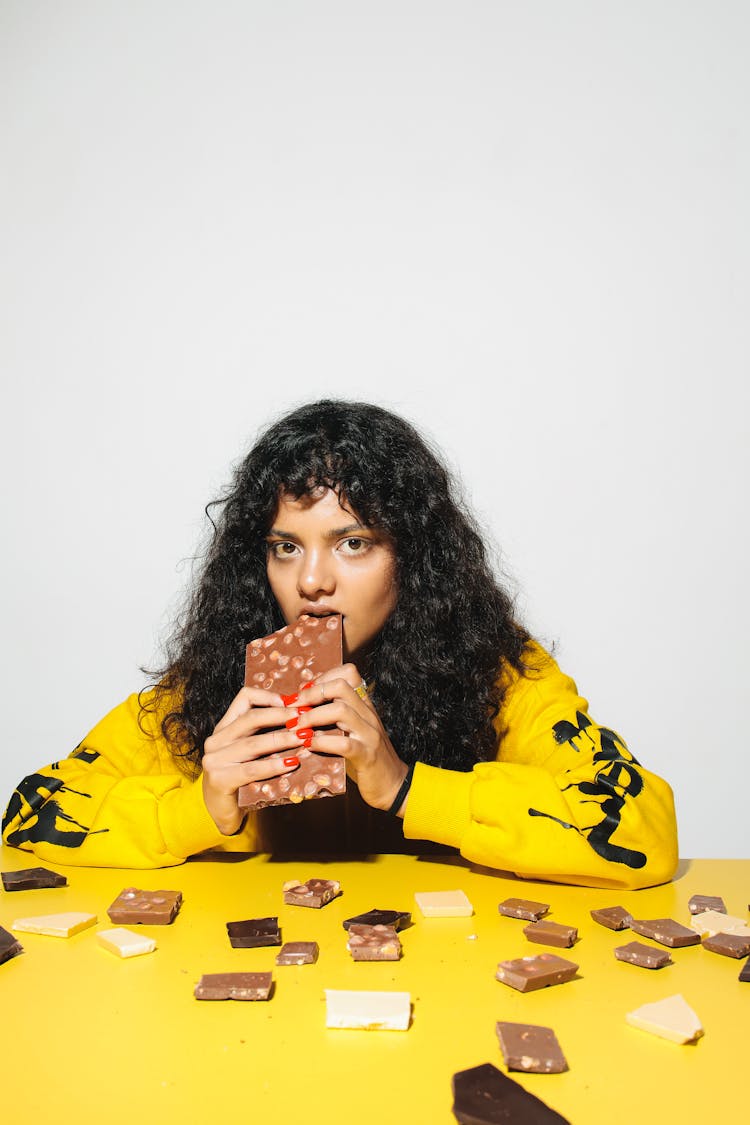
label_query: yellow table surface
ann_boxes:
[1,848,747,1123]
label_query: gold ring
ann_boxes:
[354,681,369,700]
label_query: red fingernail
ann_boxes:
[283,756,299,767]
[300,682,314,692]
[281,692,299,706]
[301,739,312,749]
[295,727,313,739]
[296,705,312,714]
[285,716,299,729]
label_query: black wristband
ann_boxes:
[387,763,415,816]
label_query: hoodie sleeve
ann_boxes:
[402,644,678,889]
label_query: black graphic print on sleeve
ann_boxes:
[2,761,108,850]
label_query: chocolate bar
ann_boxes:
[238,614,345,809]
[1,867,67,891]
[0,924,23,965]
[495,1022,568,1074]
[107,888,182,925]
[275,941,319,965]
[12,911,96,937]
[523,920,577,948]
[688,894,726,915]
[625,994,703,1044]
[498,897,549,921]
[590,905,632,930]
[452,1063,571,1124]
[629,917,700,948]
[283,878,341,908]
[689,909,750,937]
[739,957,750,983]
[495,954,578,993]
[343,908,412,931]
[702,932,750,958]
[415,890,473,917]
[346,923,402,961]
[324,989,411,1030]
[226,917,281,948]
[614,940,672,969]
[97,928,157,959]
[194,972,273,1001]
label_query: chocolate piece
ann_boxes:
[739,957,750,983]
[498,897,549,921]
[194,972,273,1000]
[452,1062,571,1124]
[590,905,632,930]
[629,917,700,948]
[702,932,750,958]
[226,917,281,948]
[283,878,341,908]
[0,924,23,965]
[97,927,157,958]
[1,866,68,891]
[238,615,345,809]
[496,953,578,993]
[346,923,401,961]
[523,920,577,948]
[415,889,473,917]
[107,887,182,925]
[343,908,412,931]
[12,911,97,937]
[325,989,411,1030]
[275,941,319,965]
[626,994,703,1044]
[688,894,726,915]
[614,940,672,968]
[495,1022,568,1074]
[689,909,750,937]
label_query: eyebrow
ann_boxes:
[266,523,368,541]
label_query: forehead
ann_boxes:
[270,488,359,529]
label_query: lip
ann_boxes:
[299,606,341,619]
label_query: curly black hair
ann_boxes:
[145,399,530,774]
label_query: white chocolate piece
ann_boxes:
[689,910,750,938]
[97,927,157,958]
[325,989,411,1030]
[414,890,473,917]
[626,994,703,1044]
[12,912,97,938]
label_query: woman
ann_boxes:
[2,400,678,886]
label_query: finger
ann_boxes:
[213,685,286,733]
[211,704,301,747]
[206,725,304,763]
[205,749,308,793]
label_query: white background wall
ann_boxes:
[1,1,747,858]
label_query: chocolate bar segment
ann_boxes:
[495,1022,568,1074]
[0,925,23,965]
[688,894,726,915]
[283,878,341,908]
[614,940,672,969]
[194,972,273,1001]
[346,923,402,961]
[702,932,750,958]
[343,908,412,931]
[107,888,182,925]
[590,905,632,930]
[523,920,577,948]
[739,957,750,983]
[1,867,68,891]
[498,897,549,921]
[629,917,700,948]
[496,954,578,993]
[275,941,319,965]
[452,1062,571,1124]
[239,615,345,810]
[226,917,281,948]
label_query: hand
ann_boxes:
[291,664,410,815]
[201,686,306,835]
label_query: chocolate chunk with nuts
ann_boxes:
[688,894,726,915]
[495,1022,568,1074]
[498,897,549,921]
[194,972,273,1000]
[283,878,341,908]
[496,953,578,993]
[107,888,182,925]
[629,917,700,948]
[702,932,750,958]
[614,941,672,969]
[346,923,402,961]
[275,941,319,965]
[523,920,577,948]
[590,905,632,930]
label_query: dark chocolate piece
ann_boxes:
[0,924,23,966]
[629,917,701,948]
[498,897,549,921]
[107,887,182,925]
[688,894,726,915]
[342,907,412,931]
[283,878,341,908]
[496,954,578,993]
[523,920,577,948]
[702,932,750,958]
[590,905,632,930]
[275,941,319,965]
[238,615,345,809]
[495,1022,568,1074]
[226,917,281,948]
[452,1062,571,1124]
[346,923,401,961]
[1,867,68,891]
[194,972,273,1000]
[614,940,672,968]
[739,957,750,983]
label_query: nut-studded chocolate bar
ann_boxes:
[346,923,402,961]
[107,888,182,925]
[194,972,273,1001]
[283,878,341,908]
[238,614,346,809]
[496,953,579,993]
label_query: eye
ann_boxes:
[268,541,299,559]
[339,537,370,555]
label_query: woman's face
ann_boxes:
[265,488,398,668]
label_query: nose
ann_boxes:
[297,547,335,598]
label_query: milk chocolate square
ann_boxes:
[107,888,182,925]
[1,867,68,891]
[226,917,281,948]
[688,894,726,915]
[496,954,578,992]
[590,905,632,930]
[194,972,273,1000]
[346,923,402,961]
[523,920,577,948]
[614,940,672,969]
[495,1022,568,1074]
[629,917,700,948]
[498,897,549,921]
[0,925,23,965]
[275,941,319,965]
[282,878,341,908]
[452,1063,571,1124]
[238,615,345,809]
[702,932,750,958]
